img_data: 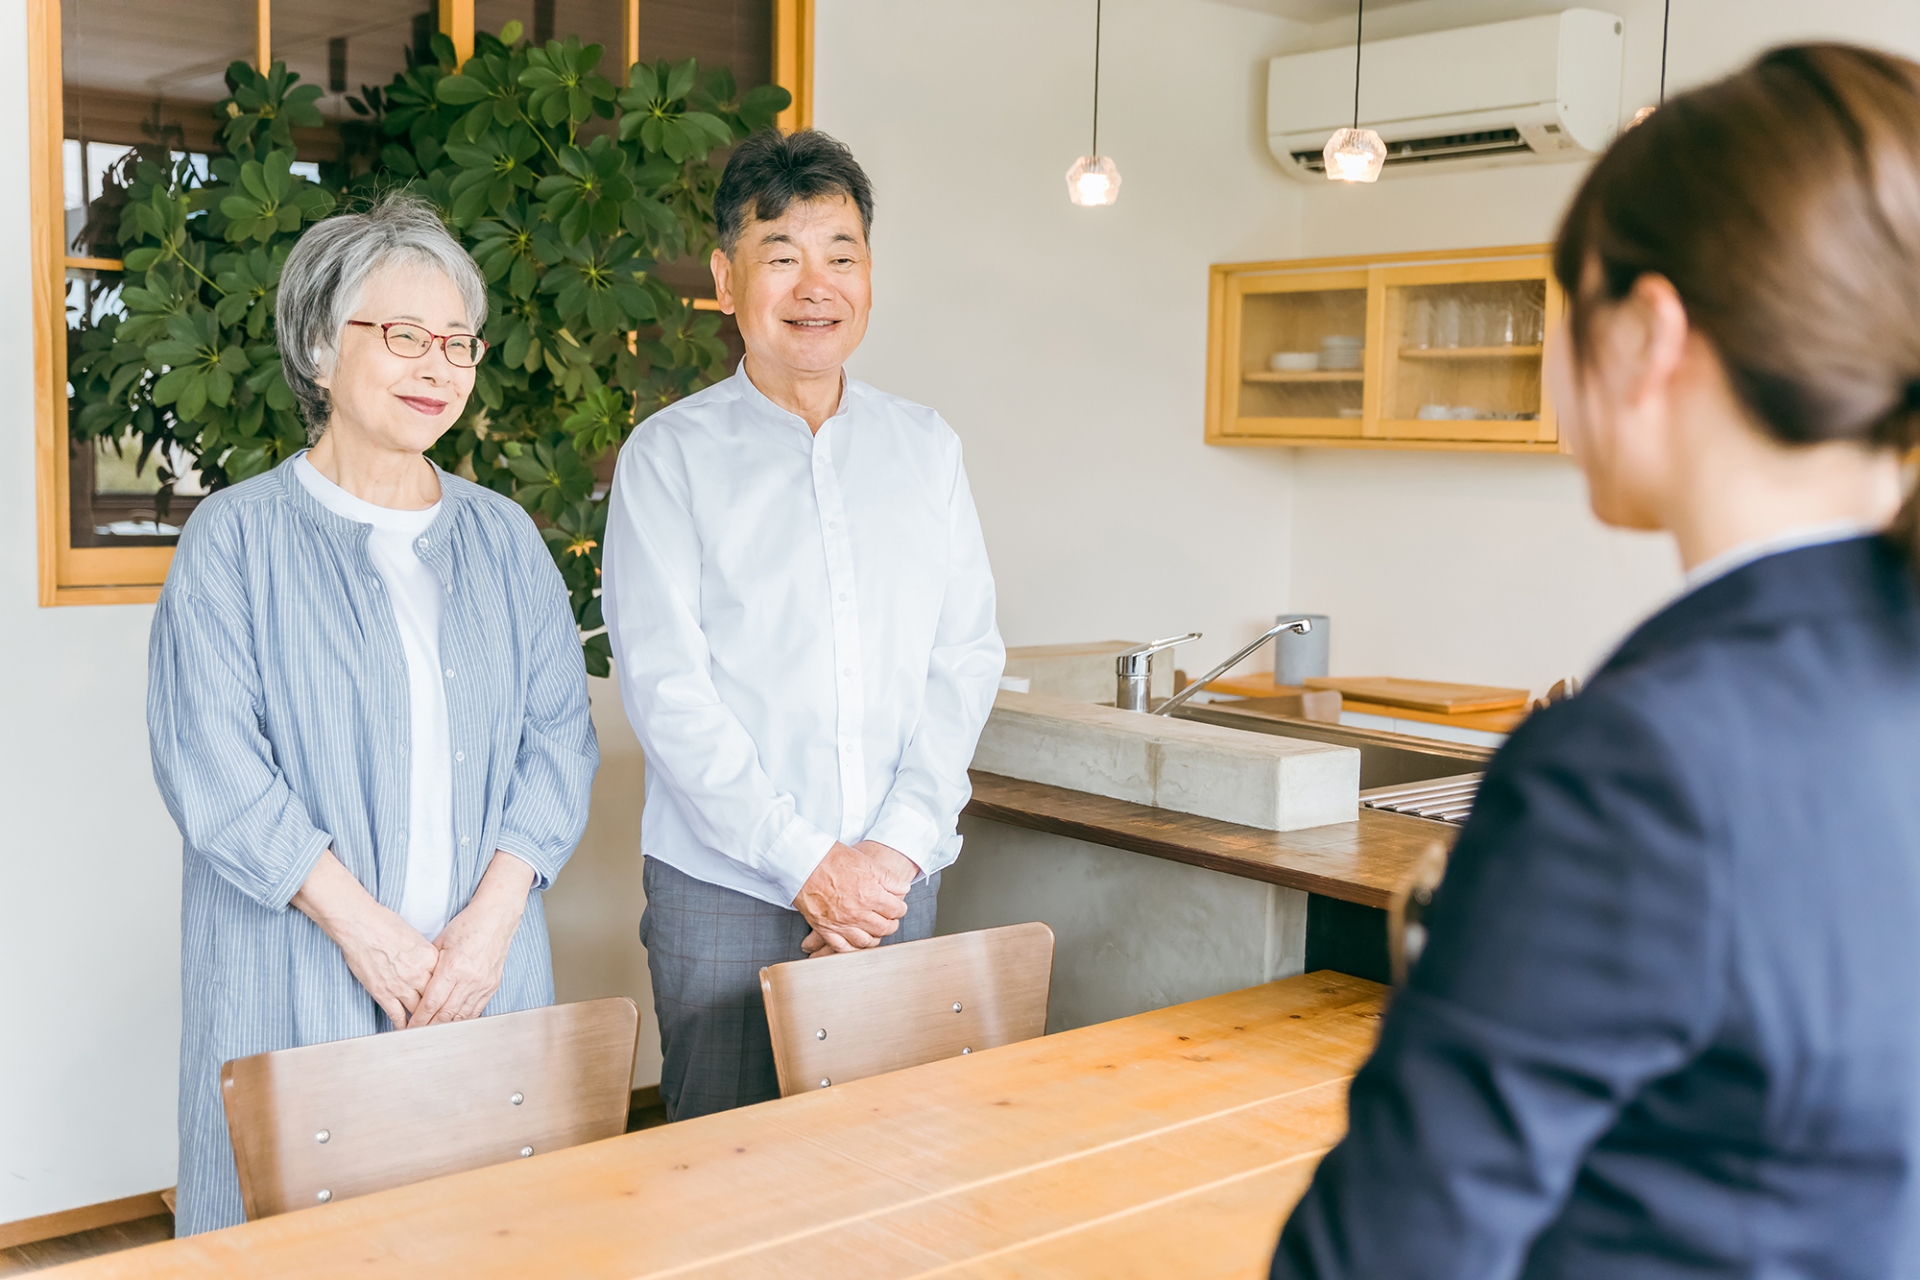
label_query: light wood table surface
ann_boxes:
[53,973,1385,1279]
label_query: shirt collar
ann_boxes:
[277,448,461,544]
[733,359,852,434]
[1682,519,1879,594]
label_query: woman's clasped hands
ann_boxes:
[292,848,536,1028]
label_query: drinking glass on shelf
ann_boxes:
[1490,298,1518,346]
[1433,295,1462,349]
[1405,296,1432,350]
[1519,296,1546,346]
[1463,298,1494,349]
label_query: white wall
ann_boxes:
[819,0,1920,692]
[0,0,183,1221]
[544,687,662,1090]
[1281,0,1920,687]
[816,0,1311,678]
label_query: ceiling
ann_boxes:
[1204,0,1427,22]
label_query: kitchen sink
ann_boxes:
[1173,701,1493,791]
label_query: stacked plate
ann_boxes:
[1319,334,1364,370]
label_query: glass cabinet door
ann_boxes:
[1223,270,1368,438]
[1374,267,1556,444]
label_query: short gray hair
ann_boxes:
[275,194,488,443]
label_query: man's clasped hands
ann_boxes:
[794,839,919,958]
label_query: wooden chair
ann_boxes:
[1389,841,1451,987]
[220,997,638,1220]
[760,922,1055,1097]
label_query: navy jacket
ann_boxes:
[1274,537,1920,1279]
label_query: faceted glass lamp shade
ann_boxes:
[1065,155,1122,206]
[1323,127,1386,183]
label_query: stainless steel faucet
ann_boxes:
[1113,634,1200,712]
[1114,618,1315,716]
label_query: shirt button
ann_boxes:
[417,538,429,550]
[455,751,466,763]
[460,836,470,846]
[444,669,454,679]
[843,667,853,677]
[838,593,848,602]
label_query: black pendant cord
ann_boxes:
[1351,0,1365,130]
[1091,0,1103,158]
[1658,0,1670,102]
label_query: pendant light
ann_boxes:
[1323,0,1385,183]
[1630,0,1671,127]
[1065,0,1122,206]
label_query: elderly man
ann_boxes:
[602,129,1004,1120]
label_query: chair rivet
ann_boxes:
[815,1028,826,1040]
[316,1189,331,1203]
[819,1078,831,1088]
[510,1092,524,1106]
[952,1001,963,1013]
[962,1047,972,1055]
[520,1146,534,1158]
[315,1129,329,1144]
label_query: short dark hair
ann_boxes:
[714,129,874,256]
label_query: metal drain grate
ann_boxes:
[1360,773,1484,825]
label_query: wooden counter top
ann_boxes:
[53,973,1386,1278]
[965,770,1453,910]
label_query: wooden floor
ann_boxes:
[0,1217,174,1276]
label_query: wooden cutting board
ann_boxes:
[1300,676,1529,714]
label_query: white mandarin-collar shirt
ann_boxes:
[602,364,1005,909]
[1681,520,1878,593]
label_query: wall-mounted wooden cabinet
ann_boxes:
[1205,245,1565,453]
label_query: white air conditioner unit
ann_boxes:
[1267,9,1624,180]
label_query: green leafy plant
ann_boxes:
[70,25,790,675]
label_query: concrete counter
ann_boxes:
[936,770,1454,1031]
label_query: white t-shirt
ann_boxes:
[294,454,457,940]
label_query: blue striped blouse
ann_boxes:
[147,456,598,1235]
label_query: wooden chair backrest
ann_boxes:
[1389,841,1451,987]
[220,997,639,1220]
[760,923,1055,1097]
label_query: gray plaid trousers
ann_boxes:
[640,855,941,1120]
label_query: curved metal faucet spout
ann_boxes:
[1149,617,1313,716]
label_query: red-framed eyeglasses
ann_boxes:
[346,320,490,368]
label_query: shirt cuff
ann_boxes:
[864,801,943,879]
[267,829,338,912]
[492,831,559,891]
[767,814,838,907]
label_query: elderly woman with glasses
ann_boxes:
[148,195,598,1235]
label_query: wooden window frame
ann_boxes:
[30,0,813,606]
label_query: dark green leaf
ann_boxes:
[435,74,492,104]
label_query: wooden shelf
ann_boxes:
[1242,370,1363,383]
[1211,435,1562,454]
[1397,345,1543,359]
[1206,248,1563,453]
